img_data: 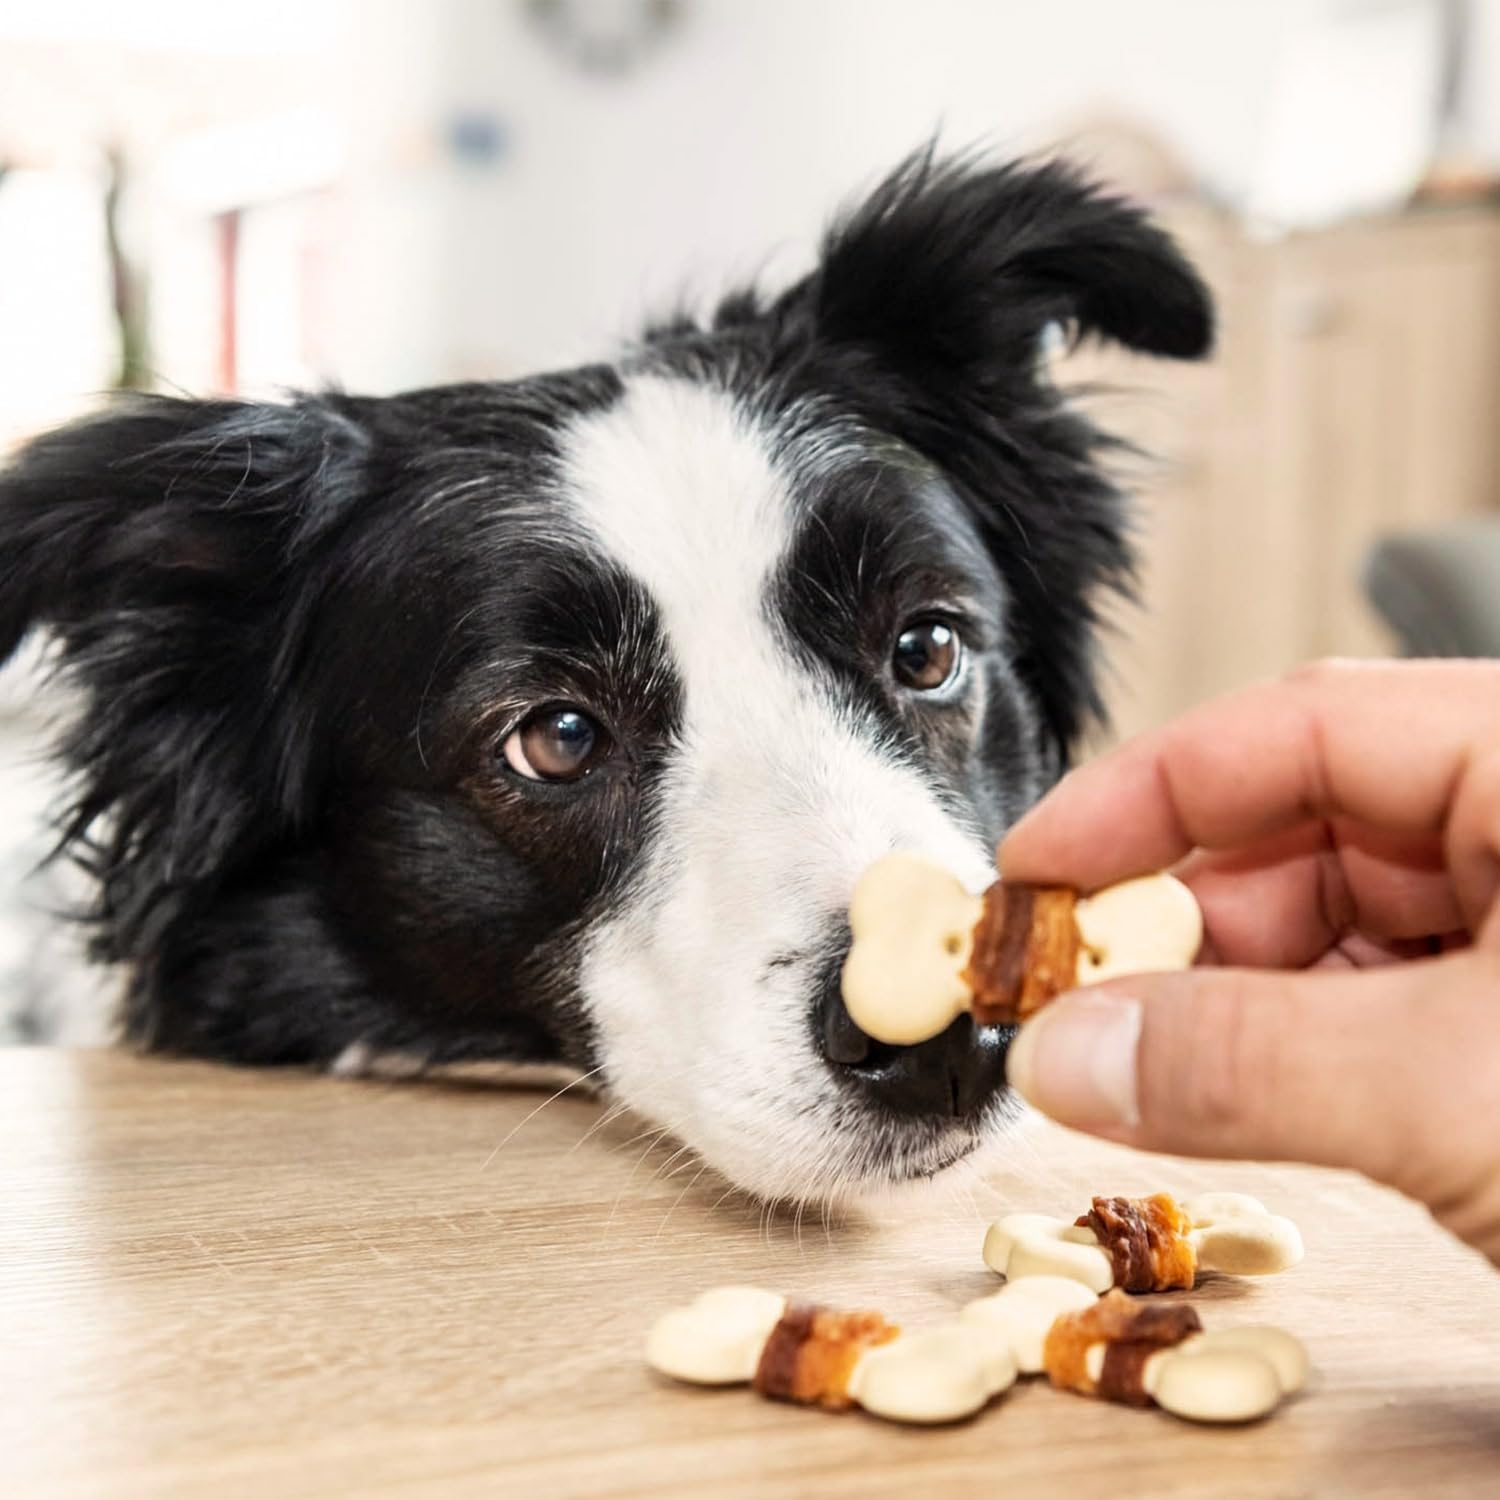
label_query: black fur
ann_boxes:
[0,152,1210,1085]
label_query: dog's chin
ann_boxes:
[890,1134,983,1181]
[661,1094,1019,1209]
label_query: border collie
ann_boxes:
[0,152,1210,1200]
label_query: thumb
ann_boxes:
[1003,951,1496,1202]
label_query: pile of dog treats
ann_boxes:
[649,861,1309,1429]
[645,1188,1308,1427]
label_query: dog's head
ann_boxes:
[0,154,1210,1199]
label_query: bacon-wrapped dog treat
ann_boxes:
[840,853,1202,1046]
[751,1302,899,1410]
[983,1191,1305,1294]
[1042,1290,1308,1424]
[1043,1289,1202,1404]
[646,1286,1018,1424]
[1079,1193,1200,1293]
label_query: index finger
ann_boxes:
[1000,659,1500,891]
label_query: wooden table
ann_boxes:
[4,1049,1499,1499]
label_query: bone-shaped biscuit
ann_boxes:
[982,1211,1119,1294]
[1178,1191,1307,1276]
[960,1274,1100,1372]
[846,1323,1019,1424]
[1159,1323,1310,1401]
[840,854,1202,1047]
[982,1191,1304,1293]
[644,1285,789,1384]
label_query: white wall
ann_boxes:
[329,0,1325,389]
[1458,0,1500,161]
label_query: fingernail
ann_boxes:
[1005,992,1143,1129]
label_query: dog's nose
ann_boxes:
[816,974,1012,1119]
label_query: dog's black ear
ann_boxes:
[798,149,1212,377]
[754,153,1213,757]
[0,394,369,957]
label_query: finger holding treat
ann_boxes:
[840,853,1203,1047]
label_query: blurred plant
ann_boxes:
[102,145,150,391]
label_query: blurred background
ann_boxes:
[4,0,1500,1038]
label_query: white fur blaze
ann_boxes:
[559,374,995,1198]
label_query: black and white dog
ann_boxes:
[0,154,1210,1200]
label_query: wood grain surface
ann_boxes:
[4,1048,1499,1499]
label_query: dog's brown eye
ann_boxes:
[502,707,606,782]
[892,620,961,692]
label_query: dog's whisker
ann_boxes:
[571,1060,700,1163]
[646,1140,696,1190]
[655,1152,708,1189]
[652,1161,709,1242]
[478,1064,608,1172]
[761,1193,783,1252]
[706,1180,744,1217]
[601,1125,676,1240]
[566,1096,633,1156]
[612,1122,675,1155]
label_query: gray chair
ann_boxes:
[1363,519,1500,658]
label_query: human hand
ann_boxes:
[1000,659,1500,1264]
